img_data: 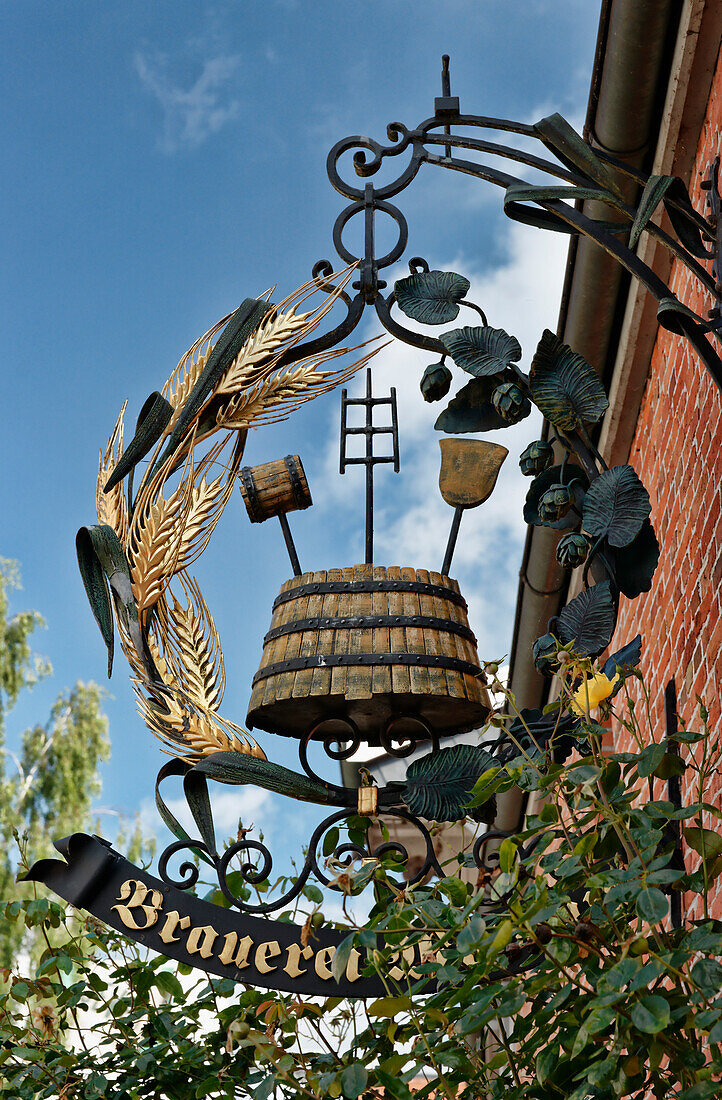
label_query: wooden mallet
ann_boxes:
[239,454,312,577]
[439,439,509,576]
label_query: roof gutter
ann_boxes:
[499,0,685,833]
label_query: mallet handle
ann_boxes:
[441,506,464,577]
[278,513,302,577]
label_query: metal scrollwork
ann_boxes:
[156,760,447,914]
[274,54,722,388]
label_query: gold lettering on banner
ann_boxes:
[255,940,282,974]
[219,933,254,970]
[111,879,163,931]
[187,924,219,959]
[159,911,191,945]
[314,946,335,980]
[345,948,362,983]
[388,945,419,981]
[284,943,314,979]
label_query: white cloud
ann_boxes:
[134,51,243,153]
[139,785,274,850]
[310,219,568,659]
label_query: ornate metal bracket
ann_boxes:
[277,55,722,391]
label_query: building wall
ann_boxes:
[611,45,722,898]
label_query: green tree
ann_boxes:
[0,559,110,966]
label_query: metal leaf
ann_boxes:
[76,523,141,678]
[603,634,642,681]
[629,175,677,249]
[434,376,509,434]
[152,297,271,477]
[76,527,115,677]
[662,177,711,258]
[582,465,651,548]
[504,708,582,765]
[612,519,659,597]
[530,329,608,431]
[104,391,173,493]
[440,325,522,377]
[523,463,588,530]
[402,743,496,823]
[557,580,616,658]
[191,752,350,807]
[394,270,470,325]
[535,114,623,197]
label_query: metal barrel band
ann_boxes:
[272,578,467,610]
[252,651,482,685]
[239,466,262,522]
[263,613,477,646]
[284,454,309,510]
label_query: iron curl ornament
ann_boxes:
[25,57,722,992]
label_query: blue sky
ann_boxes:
[1,1,600,869]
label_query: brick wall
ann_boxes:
[610,45,722,912]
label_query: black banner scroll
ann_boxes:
[24,834,411,998]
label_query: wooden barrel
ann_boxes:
[247,565,489,743]
[239,455,312,523]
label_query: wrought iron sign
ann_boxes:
[27,57,722,996]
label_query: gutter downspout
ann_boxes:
[498,0,683,834]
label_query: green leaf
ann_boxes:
[434,376,509,433]
[488,919,513,958]
[536,1045,558,1086]
[635,887,668,924]
[654,753,686,779]
[556,580,616,658]
[323,826,340,857]
[368,996,413,1017]
[678,1084,721,1100]
[613,519,660,598]
[637,742,666,778]
[332,935,356,983]
[499,838,518,873]
[394,270,470,325]
[155,970,185,1001]
[630,994,670,1034]
[340,1065,368,1100]
[374,1069,413,1100]
[523,463,588,530]
[253,1078,274,1100]
[684,827,722,860]
[440,325,521,377]
[691,958,722,997]
[457,916,486,955]
[529,329,608,431]
[402,743,496,822]
[582,465,651,548]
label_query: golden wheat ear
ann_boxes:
[85,271,377,764]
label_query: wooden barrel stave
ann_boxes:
[247,565,488,742]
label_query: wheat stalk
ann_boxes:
[155,575,225,710]
[96,401,128,542]
[99,267,384,765]
[214,309,312,396]
[127,460,190,620]
[133,678,265,760]
[215,347,378,430]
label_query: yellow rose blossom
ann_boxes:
[570,670,620,715]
